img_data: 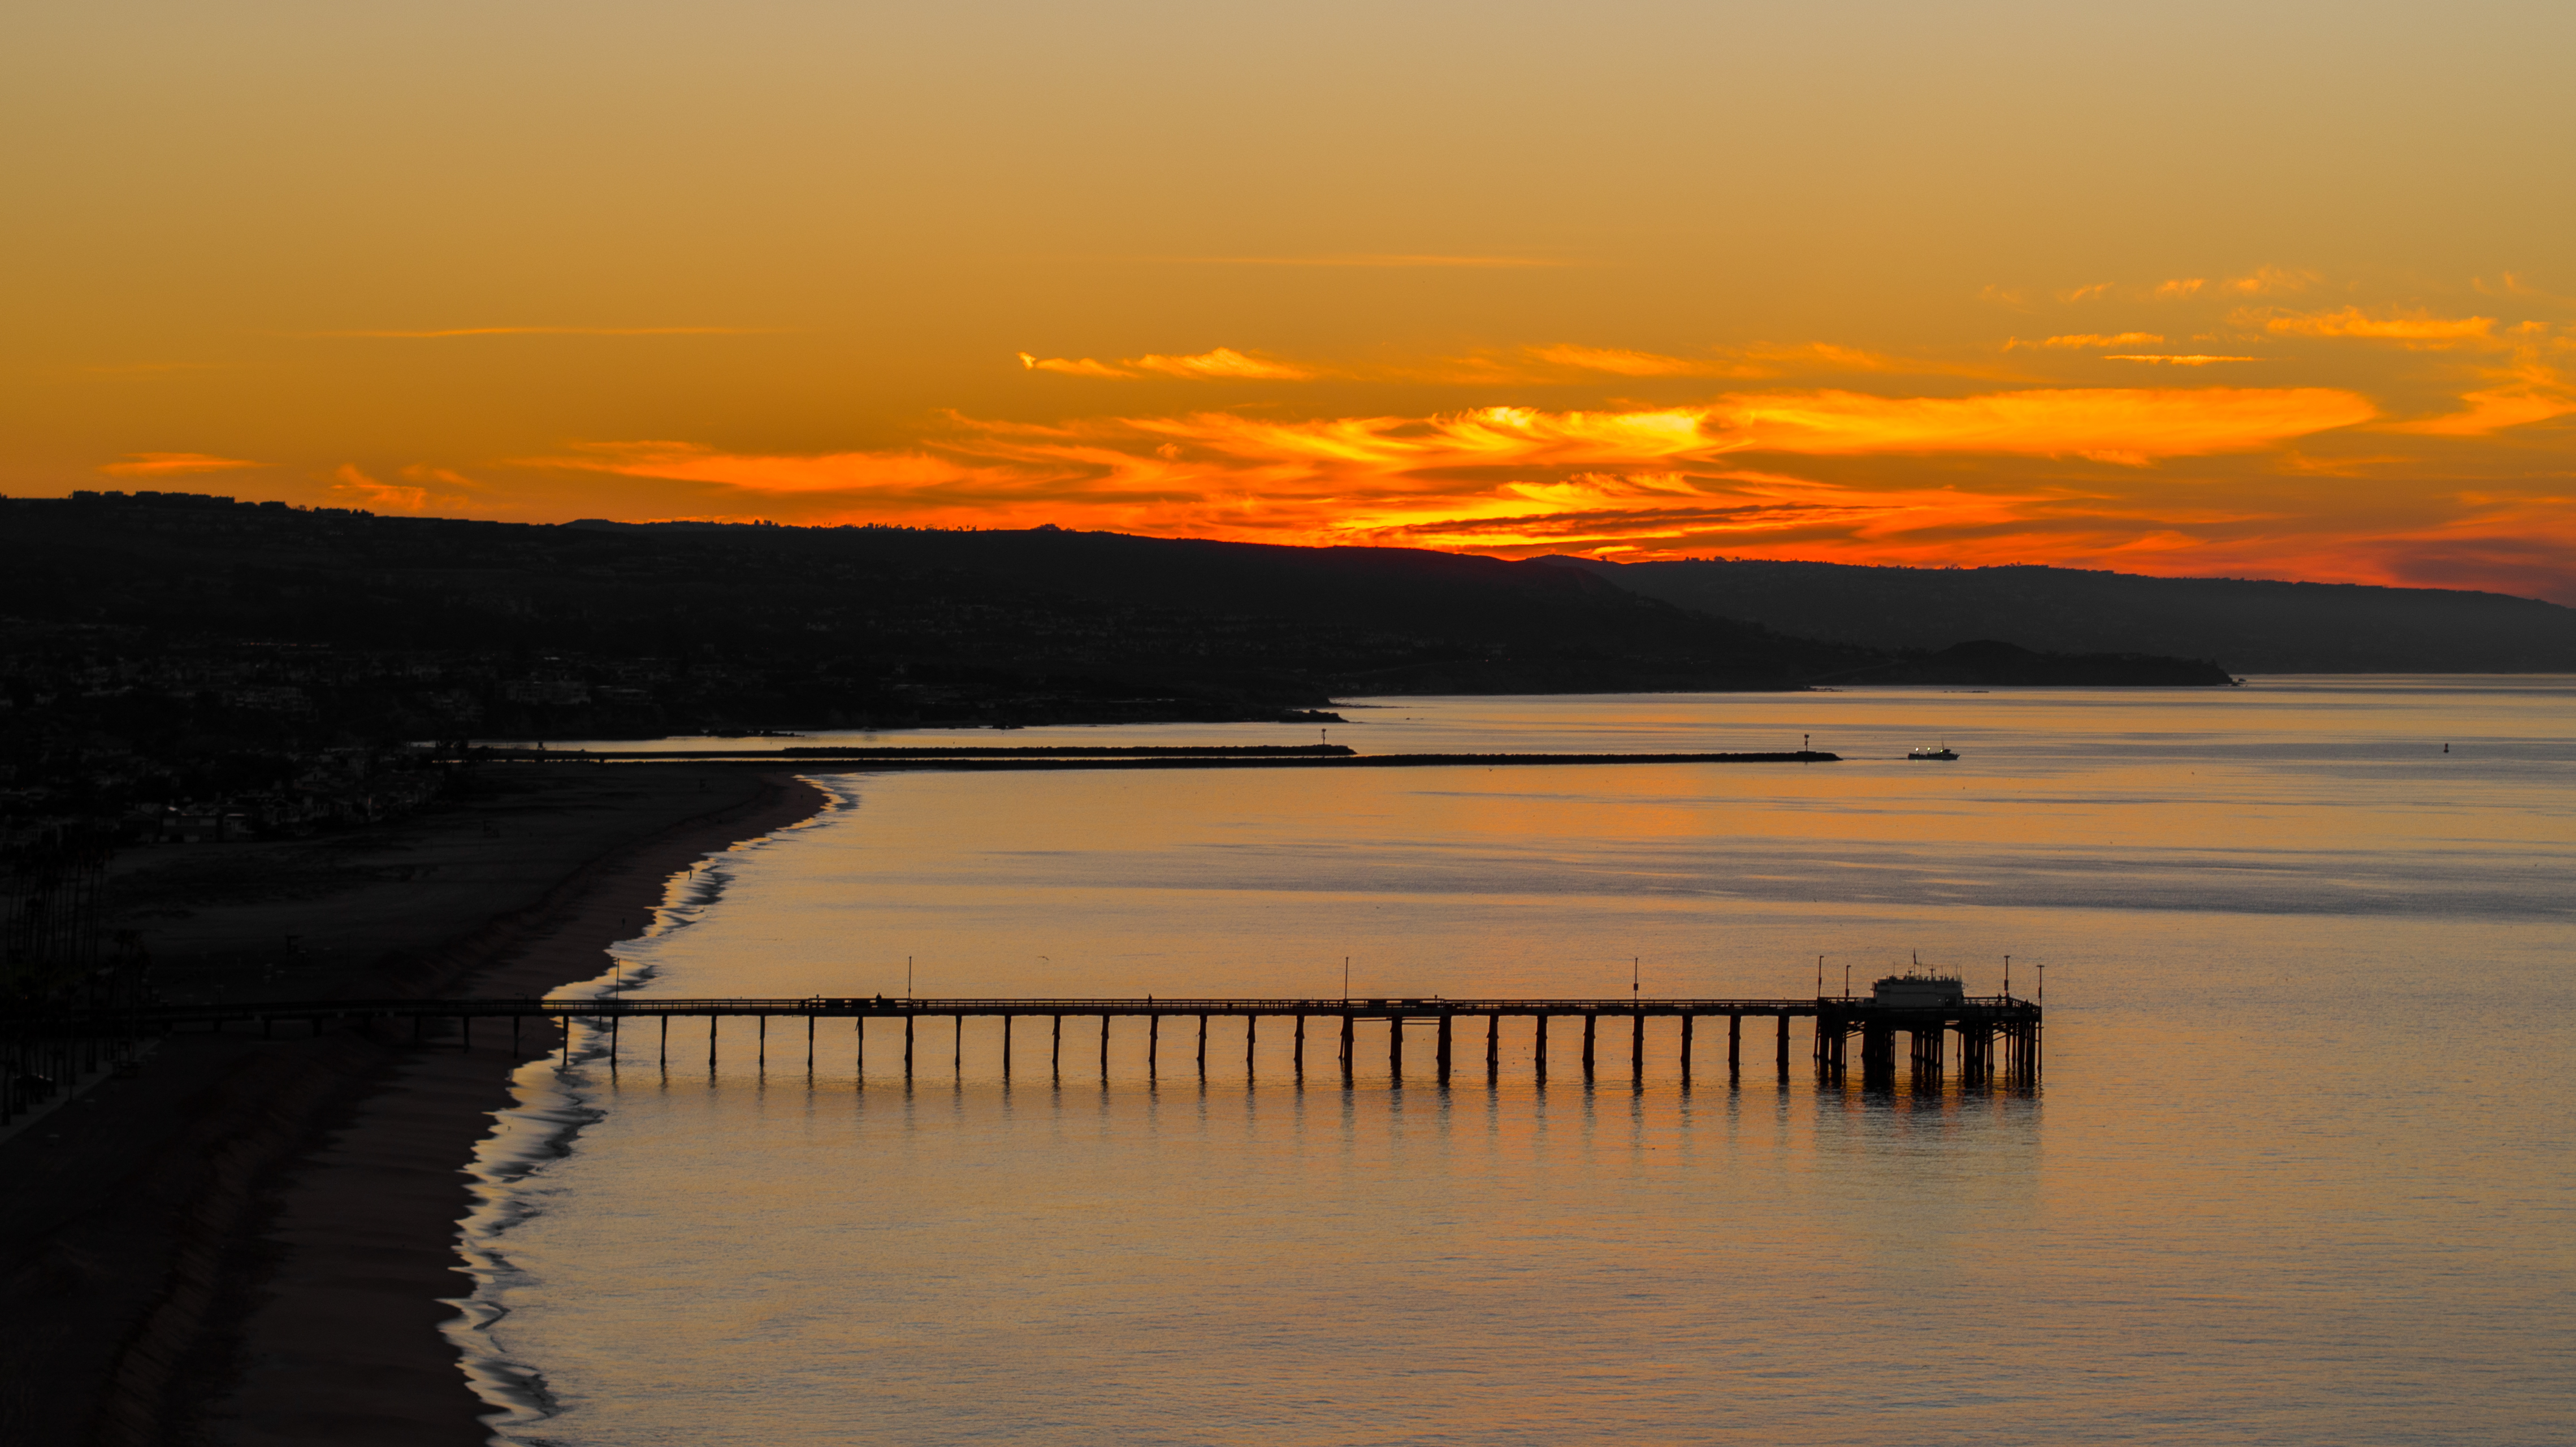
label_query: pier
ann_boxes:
[26,994,2040,1093]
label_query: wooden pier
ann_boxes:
[62,994,2041,1089]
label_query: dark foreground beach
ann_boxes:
[0,765,826,1446]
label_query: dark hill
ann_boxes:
[1535,557,2576,673]
[0,493,2253,827]
[2,495,1872,744]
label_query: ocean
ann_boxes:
[451,680,2574,1445]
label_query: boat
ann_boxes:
[1907,743,1959,760]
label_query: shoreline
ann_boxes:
[0,767,826,1447]
[206,769,829,1445]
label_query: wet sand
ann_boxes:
[0,765,825,1446]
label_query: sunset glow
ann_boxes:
[5,3,2570,600]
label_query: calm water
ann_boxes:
[453,681,2575,1446]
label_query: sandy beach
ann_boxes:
[0,764,826,1446]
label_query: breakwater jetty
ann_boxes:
[34,994,2040,1094]
[441,745,1845,770]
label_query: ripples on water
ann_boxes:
[452,682,2574,1445]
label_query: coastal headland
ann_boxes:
[0,765,826,1446]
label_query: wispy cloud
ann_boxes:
[2226,266,2322,296]
[540,388,2375,538]
[2105,354,2262,365]
[315,326,780,339]
[535,441,1041,497]
[2015,333,2166,350]
[2154,278,2207,299]
[328,463,475,512]
[1131,348,1311,380]
[2468,272,2575,306]
[1020,353,1136,379]
[1019,347,1311,380]
[1523,344,1722,377]
[2388,368,2576,436]
[102,452,261,476]
[1692,387,2370,463]
[2060,283,2115,302]
[2256,306,2496,345]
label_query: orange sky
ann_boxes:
[6,2,2572,601]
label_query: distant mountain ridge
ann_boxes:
[1535,557,2576,673]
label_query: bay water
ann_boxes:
[453,681,2574,1445]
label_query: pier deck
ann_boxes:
[23,994,2040,1101]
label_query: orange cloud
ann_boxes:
[2105,354,2262,365]
[1020,353,1136,379]
[2259,306,2497,345]
[1131,348,1311,380]
[2154,278,2206,298]
[2226,266,2320,296]
[2020,333,2165,349]
[1019,347,1310,380]
[1523,344,1732,377]
[537,387,2374,544]
[1697,387,2370,461]
[539,440,1045,496]
[327,463,475,512]
[2389,375,2576,436]
[519,375,2576,597]
[102,452,261,476]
